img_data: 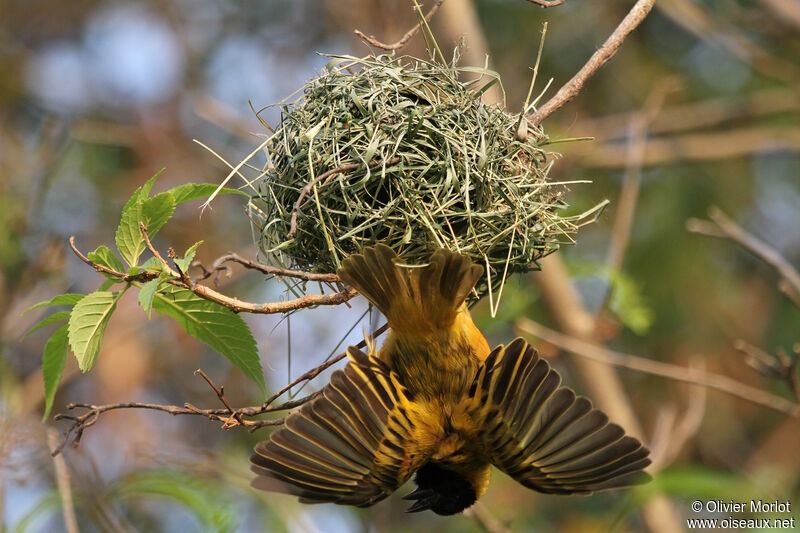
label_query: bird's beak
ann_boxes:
[403,487,437,513]
[402,487,435,500]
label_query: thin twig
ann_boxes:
[191,284,357,314]
[574,125,800,169]
[656,0,800,85]
[215,253,340,282]
[649,358,707,471]
[598,81,673,316]
[572,86,800,141]
[53,322,391,454]
[529,0,657,125]
[525,0,566,7]
[516,317,800,417]
[734,340,800,403]
[69,236,157,283]
[354,1,443,51]
[69,236,357,314]
[47,428,79,533]
[261,322,390,408]
[686,206,800,306]
[288,156,401,238]
[141,223,171,271]
[605,80,675,274]
[194,368,243,428]
[53,385,298,455]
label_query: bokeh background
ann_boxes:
[2,1,799,531]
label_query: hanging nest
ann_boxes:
[247,53,601,300]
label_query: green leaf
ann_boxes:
[24,311,71,338]
[25,293,84,313]
[115,172,165,268]
[42,324,69,420]
[138,279,159,319]
[169,183,247,205]
[141,256,164,271]
[115,190,175,267]
[88,245,126,273]
[128,257,165,277]
[153,288,265,394]
[116,192,146,267]
[174,240,203,273]
[68,290,124,372]
[142,192,176,236]
[140,169,165,199]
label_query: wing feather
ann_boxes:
[251,346,430,506]
[468,339,651,495]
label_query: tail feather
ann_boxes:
[337,244,483,334]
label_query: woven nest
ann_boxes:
[247,53,599,300]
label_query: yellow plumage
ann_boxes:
[251,244,650,515]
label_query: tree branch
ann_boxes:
[69,236,157,283]
[214,253,340,282]
[69,236,357,314]
[605,80,675,275]
[47,428,79,533]
[516,317,800,417]
[52,323,390,455]
[734,340,800,404]
[261,322,390,408]
[525,0,566,6]
[354,1,443,51]
[686,206,800,308]
[529,0,657,125]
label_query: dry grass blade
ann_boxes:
[247,52,598,299]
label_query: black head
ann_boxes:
[403,462,477,515]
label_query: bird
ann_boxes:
[250,244,651,515]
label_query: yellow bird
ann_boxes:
[251,244,650,514]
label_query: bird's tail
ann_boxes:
[337,244,483,334]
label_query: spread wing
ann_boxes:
[467,338,651,494]
[251,346,430,506]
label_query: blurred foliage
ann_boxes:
[1,0,799,532]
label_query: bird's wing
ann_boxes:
[251,346,431,507]
[466,338,651,494]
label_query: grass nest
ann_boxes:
[247,53,600,300]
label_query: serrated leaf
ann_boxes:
[169,183,247,205]
[42,324,69,420]
[142,192,176,236]
[174,240,203,273]
[115,191,175,267]
[138,279,159,319]
[153,288,265,394]
[68,290,123,372]
[116,194,146,267]
[24,311,71,338]
[140,169,165,199]
[141,256,164,271]
[88,245,126,273]
[25,293,84,313]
